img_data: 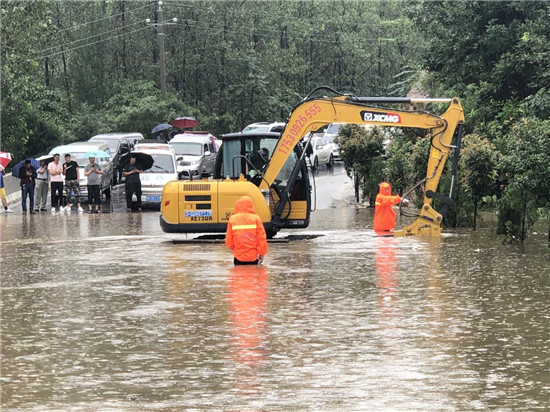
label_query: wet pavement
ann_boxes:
[1,165,549,410]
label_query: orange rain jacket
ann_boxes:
[225,196,268,262]
[373,182,402,232]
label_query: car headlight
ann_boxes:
[191,158,201,165]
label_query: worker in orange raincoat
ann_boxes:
[373,182,402,232]
[225,195,268,265]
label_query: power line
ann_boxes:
[33,19,147,57]
[31,26,151,61]
[53,1,153,34]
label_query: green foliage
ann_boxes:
[458,133,499,229]
[496,118,550,241]
[337,125,385,205]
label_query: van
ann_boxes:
[48,141,114,199]
[88,132,144,184]
[136,147,178,204]
[169,132,220,178]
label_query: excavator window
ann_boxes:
[217,135,278,180]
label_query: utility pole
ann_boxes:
[147,2,177,100]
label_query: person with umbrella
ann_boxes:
[84,155,103,214]
[123,154,143,211]
[0,164,13,214]
[151,123,172,143]
[18,159,37,214]
[34,157,51,212]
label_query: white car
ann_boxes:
[322,123,343,160]
[242,122,285,133]
[136,148,178,204]
[48,141,114,200]
[307,135,334,170]
[169,132,220,178]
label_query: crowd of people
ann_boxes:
[0,153,144,215]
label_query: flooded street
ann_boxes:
[1,166,549,411]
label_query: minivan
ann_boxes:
[48,141,114,199]
[169,132,220,179]
[88,132,144,184]
[135,147,178,205]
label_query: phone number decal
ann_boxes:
[278,103,322,155]
[185,210,212,217]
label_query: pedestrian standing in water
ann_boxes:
[34,159,49,212]
[373,181,402,233]
[84,156,103,214]
[18,159,37,215]
[225,195,267,265]
[48,154,64,213]
[123,154,143,212]
[0,166,13,213]
[63,154,83,213]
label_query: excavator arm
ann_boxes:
[261,92,465,237]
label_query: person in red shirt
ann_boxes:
[373,182,402,232]
[225,196,268,265]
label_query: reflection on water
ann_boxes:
[227,265,269,396]
[1,208,550,410]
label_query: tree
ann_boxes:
[459,134,499,230]
[497,118,550,242]
[337,125,385,205]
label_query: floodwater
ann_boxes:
[1,168,549,411]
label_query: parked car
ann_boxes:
[88,132,144,185]
[322,123,343,161]
[169,132,220,179]
[48,141,114,200]
[307,135,334,170]
[242,122,285,133]
[136,147,178,205]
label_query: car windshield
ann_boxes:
[144,154,175,173]
[326,123,341,134]
[324,135,335,144]
[66,153,92,167]
[170,142,202,156]
[242,125,270,133]
[90,138,118,152]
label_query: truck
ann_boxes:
[160,87,465,237]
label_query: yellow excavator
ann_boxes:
[160,86,465,237]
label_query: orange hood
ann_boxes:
[379,182,392,196]
[234,196,256,214]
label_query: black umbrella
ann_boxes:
[120,151,154,171]
[151,123,172,134]
[12,158,40,178]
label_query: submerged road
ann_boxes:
[2,163,549,411]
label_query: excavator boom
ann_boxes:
[160,88,465,237]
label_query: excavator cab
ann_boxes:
[214,132,311,230]
[160,132,311,236]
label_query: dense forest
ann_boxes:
[2,1,550,242]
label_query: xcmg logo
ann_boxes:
[360,111,401,124]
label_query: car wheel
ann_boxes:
[312,156,319,170]
[327,154,334,167]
